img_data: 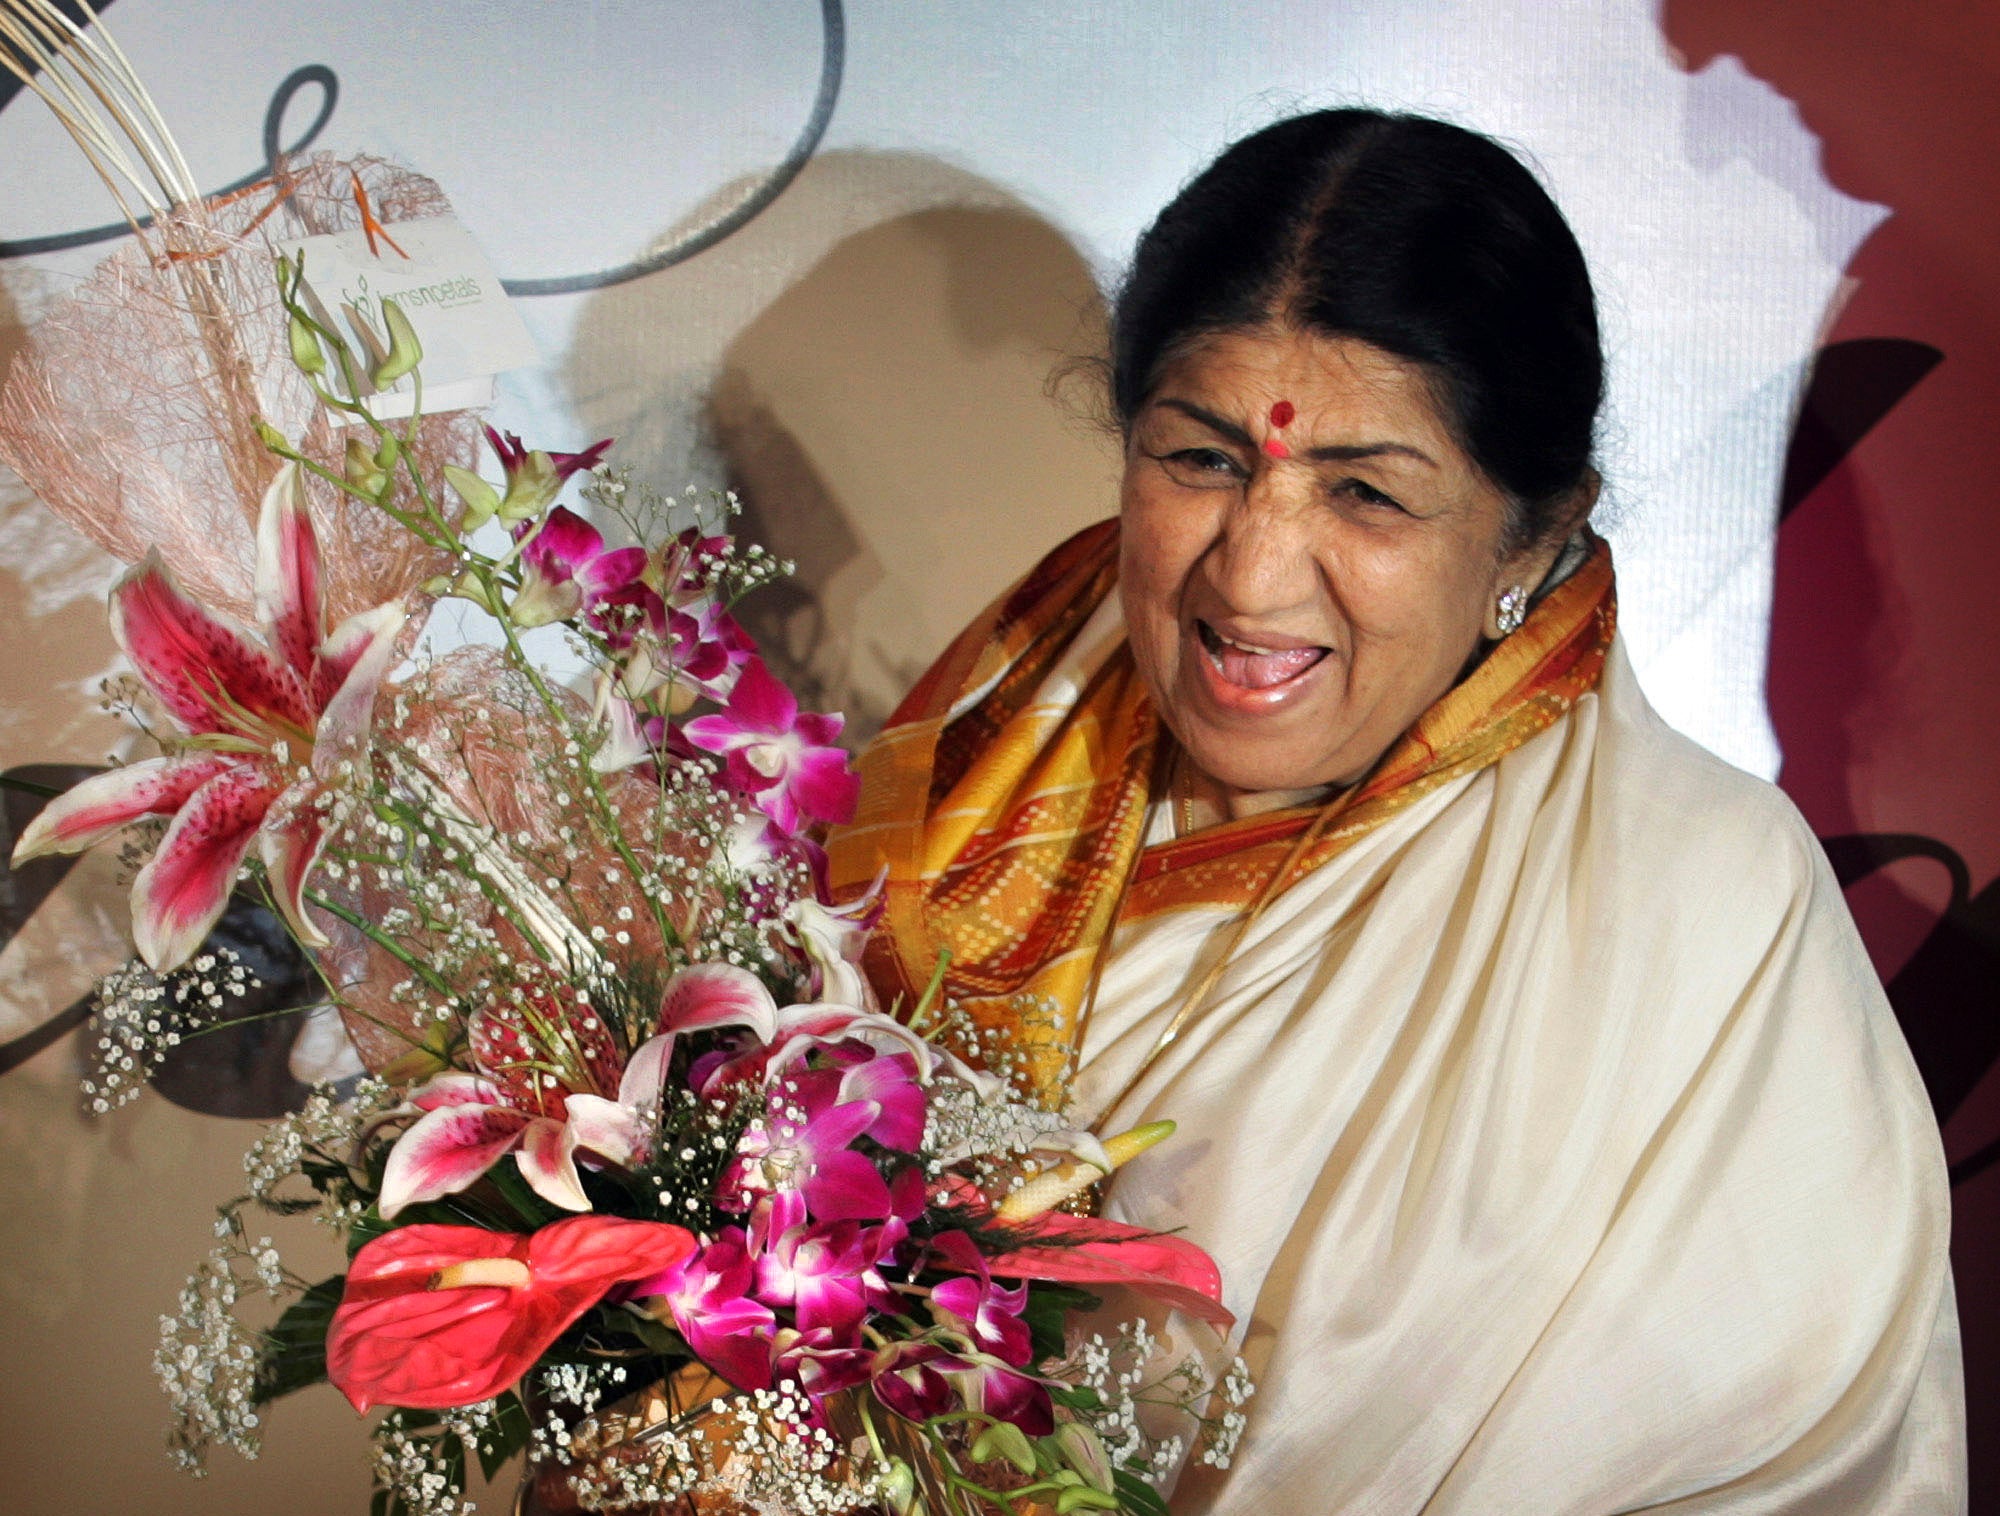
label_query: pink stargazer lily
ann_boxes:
[509,506,648,630]
[684,659,859,835]
[9,464,405,972]
[380,963,780,1217]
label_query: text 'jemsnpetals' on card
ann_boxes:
[278,215,538,420]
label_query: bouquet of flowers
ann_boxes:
[0,8,1251,1511]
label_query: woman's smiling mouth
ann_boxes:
[1194,619,1331,691]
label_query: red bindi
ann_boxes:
[1262,437,1292,459]
[1268,400,1296,428]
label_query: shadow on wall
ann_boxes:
[562,151,1119,745]
[1662,3,2000,1503]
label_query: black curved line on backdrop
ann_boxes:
[0,64,337,260]
[0,2,845,292]
[498,0,845,295]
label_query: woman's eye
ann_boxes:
[1154,447,1243,489]
[1335,477,1404,512]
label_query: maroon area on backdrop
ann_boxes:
[1666,2,2000,1501]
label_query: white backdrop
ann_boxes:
[0,5,1890,1512]
[0,0,1880,776]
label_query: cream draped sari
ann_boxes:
[830,524,1963,1512]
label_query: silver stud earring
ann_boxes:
[1495,585,1527,637]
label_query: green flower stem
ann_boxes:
[303,888,454,1009]
[400,802,569,968]
[481,579,681,957]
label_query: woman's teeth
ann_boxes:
[1196,622,1328,689]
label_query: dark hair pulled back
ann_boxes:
[1111,109,1603,547]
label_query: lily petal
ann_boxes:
[9,753,233,863]
[128,764,281,971]
[314,599,404,713]
[564,1092,647,1169]
[253,463,325,682]
[517,1116,592,1212]
[259,803,331,949]
[380,1102,531,1218]
[312,602,406,776]
[658,962,779,1042]
[409,1071,508,1111]
[111,552,310,736]
[615,1032,675,1111]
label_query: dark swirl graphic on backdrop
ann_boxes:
[0,0,844,293]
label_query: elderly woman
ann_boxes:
[827,110,1964,1511]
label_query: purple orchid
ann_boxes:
[866,1252,1051,1436]
[749,1191,907,1339]
[683,659,859,835]
[869,1340,959,1424]
[10,464,404,971]
[380,962,779,1216]
[608,598,751,710]
[770,1325,877,1406]
[930,1266,1035,1367]
[482,425,611,522]
[937,1350,1056,1437]
[630,1228,777,1391]
[722,1067,898,1221]
[508,506,649,630]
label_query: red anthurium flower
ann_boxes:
[327,1216,695,1412]
[9,463,404,971]
[923,1178,1234,1330]
[683,659,859,835]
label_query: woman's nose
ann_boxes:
[1205,484,1318,614]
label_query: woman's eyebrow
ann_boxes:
[1155,398,1253,445]
[1153,398,1437,468]
[1306,441,1438,468]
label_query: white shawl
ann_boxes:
[1072,636,1964,1513]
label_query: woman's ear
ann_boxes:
[1485,472,1600,639]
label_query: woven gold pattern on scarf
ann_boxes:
[828,521,1616,1104]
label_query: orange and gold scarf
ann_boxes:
[827,519,1616,1101]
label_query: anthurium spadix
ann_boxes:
[10,463,406,972]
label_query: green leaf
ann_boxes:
[1023,1282,1101,1364]
[1112,1468,1171,1516]
[486,1160,567,1229]
[346,1209,392,1259]
[1049,1384,1105,1413]
[253,1275,344,1405]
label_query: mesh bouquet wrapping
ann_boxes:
[0,153,475,627]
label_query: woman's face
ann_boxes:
[1119,328,1565,795]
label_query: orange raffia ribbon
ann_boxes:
[350,169,408,259]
